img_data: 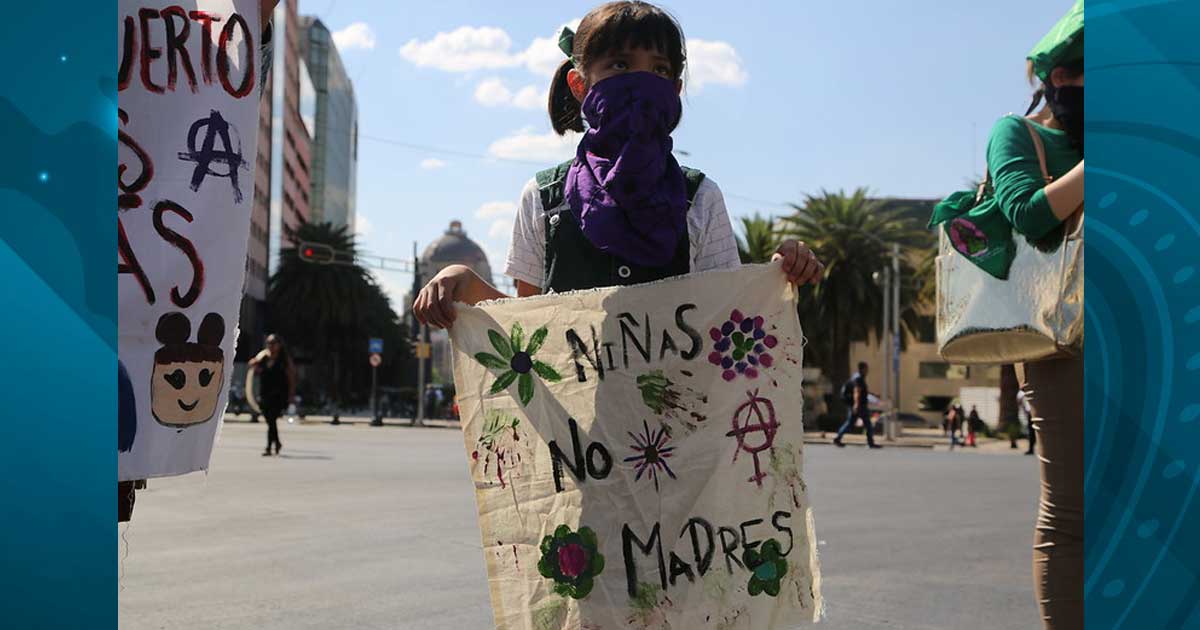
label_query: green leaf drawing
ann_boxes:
[510,322,525,354]
[475,352,509,370]
[532,361,562,382]
[518,373,534,406]
[526,326,549,355]
[489,330,514,359]
[489,370,518,394]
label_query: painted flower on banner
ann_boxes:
[624,420,677,491]
[744,538,788,597]
[538,524,606,599]
[708,310,777,381]
[474,323,561,406]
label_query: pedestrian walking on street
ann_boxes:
[946,405,962,450]
[249,334,295,457]
[966,406,981,448]
[833,362,880,449]
[1018,389,1037,455]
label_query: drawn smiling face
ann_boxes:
[152,358,224,424]
[150,312,226,428]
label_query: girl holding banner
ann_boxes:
[413,1,824,328]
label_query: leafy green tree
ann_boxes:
[735,213,779,264]
[777,189,934,411]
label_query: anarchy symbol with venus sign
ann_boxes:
[726,389,779,487]
[369,353,382,367]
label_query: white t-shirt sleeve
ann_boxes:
[504,178,546,288]
[689,177,742,272]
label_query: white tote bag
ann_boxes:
[935,119,1083,365]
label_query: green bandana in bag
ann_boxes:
[928,188,1016,280]
[928,117,1053,280]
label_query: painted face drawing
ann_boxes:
[150,312,225,428]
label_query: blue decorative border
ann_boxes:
[0,2,115,627]
[1086,1,1200,627]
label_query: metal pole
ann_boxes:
[369,363,381,426]
[892,244,902,437]
[416,324,427,427]
[881,267,893,441]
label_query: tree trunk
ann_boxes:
[998,363,1019,431]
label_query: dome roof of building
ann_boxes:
[420,220,493,282]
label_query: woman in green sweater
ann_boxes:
[986,3,1084,629]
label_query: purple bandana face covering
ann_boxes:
[565,71,688,268]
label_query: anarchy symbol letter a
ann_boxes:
[177,109,247,203]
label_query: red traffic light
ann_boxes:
[297,242,334,264]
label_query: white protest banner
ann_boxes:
[450,263,823,629]
[117,0,260,480]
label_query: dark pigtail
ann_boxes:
[548,58,584,135]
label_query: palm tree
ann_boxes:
[777,188,934,413]
[268,221,375,409]
[735,213,779,264]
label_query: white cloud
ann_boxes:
[488,219,514,240]
[522,19,579,77]
[475,201,517,219]
[399,26,521,72]
[355,213,373,239]
[474,78,545,109]
[511,85,545,110]
[332,22,377,51]
[399,20,581,76]
[685,39,748,90]
[488,127,580,162]
[474,77,513,107]
[419,158,447,170]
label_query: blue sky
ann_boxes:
[303,0,1072,306]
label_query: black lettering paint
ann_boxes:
[178,109,246,202]
[118,218,155,304]
[548,417,611,492]
[659,329,680,361]
[188,11,222,84]
[623,523,665,597]
[217,13,255,98]
[565,327,604,383]
[675,304,702,360]
[739,518,765,554]
[771,511,794,556]
[160,6,198,92]
[668,551,696,586]
[118,16,136,91]
[118,109,154,210]
[153,200,205,308]
[602,342,617,370]
[718,526,744,573]
[618,312,651,367]
[681,517,716,576]
[138,8,164,94]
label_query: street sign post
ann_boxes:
[368,337,384,354]
[369,351,383,426]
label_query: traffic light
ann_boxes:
[297,242,335,264]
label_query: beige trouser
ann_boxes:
[1023,356,1084,630]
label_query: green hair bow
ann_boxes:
[1028,0,1083,81]
[558,26,575,65]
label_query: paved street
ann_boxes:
[118,421,1040,630]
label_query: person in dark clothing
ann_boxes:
[249,334,295,456]
[833,362,881,449]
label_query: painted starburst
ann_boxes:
[624,421,677,491]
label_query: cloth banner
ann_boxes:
[449,263,822,629]
[117,0,261,480]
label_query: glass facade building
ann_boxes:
[300,17,358,233]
